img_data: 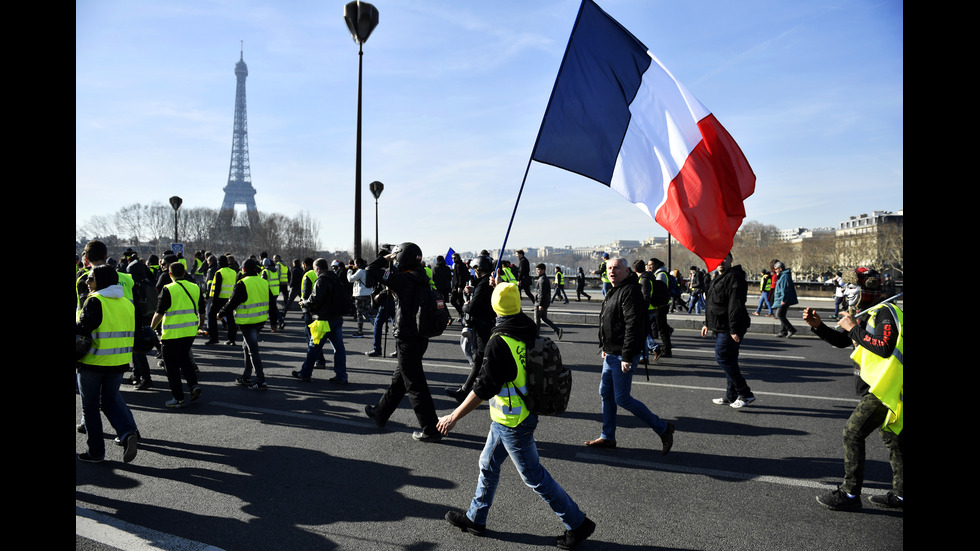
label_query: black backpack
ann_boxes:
[329,273,356,317]
[496,333,571,416]
[416,286,450,338]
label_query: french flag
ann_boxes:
[532,0,755,271]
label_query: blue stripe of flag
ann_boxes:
[531,0,652,186]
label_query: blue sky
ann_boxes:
[76,0,903,258]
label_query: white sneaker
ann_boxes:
[712,397,733,405]
[730,396,756,409]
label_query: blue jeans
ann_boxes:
[714,332,752,401]
[239,323,265,383]
[467,415,585,530]
[599,353,667,440]
[755,293,773,315]
[299,318,347,380]
[76,369,138,459]
[687,292,705,314]
[372,297,395,352]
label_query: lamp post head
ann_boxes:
[344,1,379,45]
[169,196,183,211]
[369,180,384,200]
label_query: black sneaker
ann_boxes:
[660,423,675,456]
[235,377,253,386]
[190,386,203,401]
[445,511,486,536]
[445,386,468,404]
[122,432,138,463]
[365,405,385,429]
[412,430,442,443]
[556,516,596,549]
[868,492,903,509]
[291,371,311,382]
[327,377,349,385]
[77,453,104,463]
[249,382,269,391]
[816,488,862,511]
[365,349,381,357]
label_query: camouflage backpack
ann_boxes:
[498,333,572,416]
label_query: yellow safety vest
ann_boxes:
[600,262,610,283]
[262,267,280,296]
[162,280,200,340]
[78,293,135,366]
[211,267,237,298]
[489,335,531,427]
[554,272,564,286]
[234,276,270,326]
[302,270,317,298]
[850,303,903,434]
[277,262,289,287]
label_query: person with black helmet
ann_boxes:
[219,258,275,390]
[364,242,442,442]
[445,255,495,403]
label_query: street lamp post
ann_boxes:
[369,180,384,256]
[344,1,379,261]
[169,196,183,244]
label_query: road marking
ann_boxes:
[576,452,884,495]
[630,381,860,403]
[77,506,225,551]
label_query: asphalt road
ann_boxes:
[76,296,903,550]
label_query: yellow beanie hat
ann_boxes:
[491,282,521,316]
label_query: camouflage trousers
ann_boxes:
[841,392,904,496]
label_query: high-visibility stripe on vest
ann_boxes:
[78,293,135,366]
[424,266,437,289]
[489,335,531,427]
[850,302,904,434]
[234,276,270,325]
[211,267,237,298]
[262,267,280,296]
[161,280,200,340]
[277,262,289,286]
[600,261,610,283]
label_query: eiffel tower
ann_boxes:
[219,43,258,227]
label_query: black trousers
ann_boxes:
[374,338,438,435]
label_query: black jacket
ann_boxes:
[703,264,751,336]
[462,274,495,336]
[599,272,645,359]
[366,257,430,340]
[305,270,345,321]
